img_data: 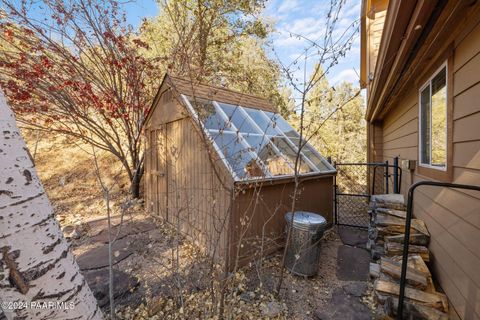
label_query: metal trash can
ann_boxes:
[284,211,327,277]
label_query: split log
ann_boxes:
[374,280,448,313]
[380,257,428,289]
[371,194,405,206]
[385,233,430,246]
[377,219,430,237]
[374,202,407,211]
[392,255,436,293]
[384,296,449,320]
[376,214,406,226]
[385,242,430,262]
[376,207,407,219]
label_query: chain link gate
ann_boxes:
[333,158,401,229]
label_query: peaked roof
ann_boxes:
[146,74,276,126]
[146,73,336,182]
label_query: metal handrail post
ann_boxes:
[385,160,389,194]
[393,157,399,193]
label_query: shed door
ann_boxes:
[154,126,168,220]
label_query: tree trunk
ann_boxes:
[0,92,101,320]
[130,160,144,199]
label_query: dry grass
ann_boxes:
[23,130,130,226]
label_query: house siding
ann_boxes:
[363,0,388,95]
[379,20,480,320]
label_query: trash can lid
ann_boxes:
[285,211,327,231]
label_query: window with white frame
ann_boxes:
[419,63,447,169]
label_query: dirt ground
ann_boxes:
[70,213,373,319]
[25,131,374,319]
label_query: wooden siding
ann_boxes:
[364,0,388,94]
[379,20,480,320]
[368,121,384,163]
[165,117,232,259]
[231,176,334,269]
[150,86,189,125]
[167,75,276,112]
[145,91,234,261]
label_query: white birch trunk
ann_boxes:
[0,91,102,319]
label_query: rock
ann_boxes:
[338,226,368,248]
[261,301,282,317]
[77,238,133,270]
[314,287,372,320]
[91,220,156,243]
[84,269,139,307]
[343,282,367,297]
[336,245,370,281]
[62,225,82,239]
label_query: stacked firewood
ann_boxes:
[367,194,449,319]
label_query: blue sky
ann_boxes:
[263,0,361,87]
[124,0,361,88]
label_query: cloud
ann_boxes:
[274,34,304,47]
[329,69,359,85]
[342,1,361,19]
[278,0,300,13]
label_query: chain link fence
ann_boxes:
[334,163,391,228]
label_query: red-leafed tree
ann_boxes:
[0,0,160,198]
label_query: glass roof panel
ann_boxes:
[302,147,331,171]
[244,107,278,136]
[243,134,294,176]
[289,137,332,171]
[183,95,335,180]
[264,111,299,139]
[270,136,313,174]
[218,103,258,133]
[209,130,263,179]
[188,98,232,131]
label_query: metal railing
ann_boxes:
[397,181,480,319]
[371,159,402,195]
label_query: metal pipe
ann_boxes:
[336,192,371,197]
[334,162,338,225]
[333,162,385,166]
[393,157,399,194]
[397,181,480,319]
[385,160,389,194]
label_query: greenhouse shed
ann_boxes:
[144,74,336,268]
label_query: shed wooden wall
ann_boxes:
[144,87,233,260]
[230,176,334,269]
[378,19,480,320]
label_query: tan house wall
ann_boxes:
[361,0,388,90]
[379,20,480,320]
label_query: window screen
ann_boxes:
[420,66,447,169]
